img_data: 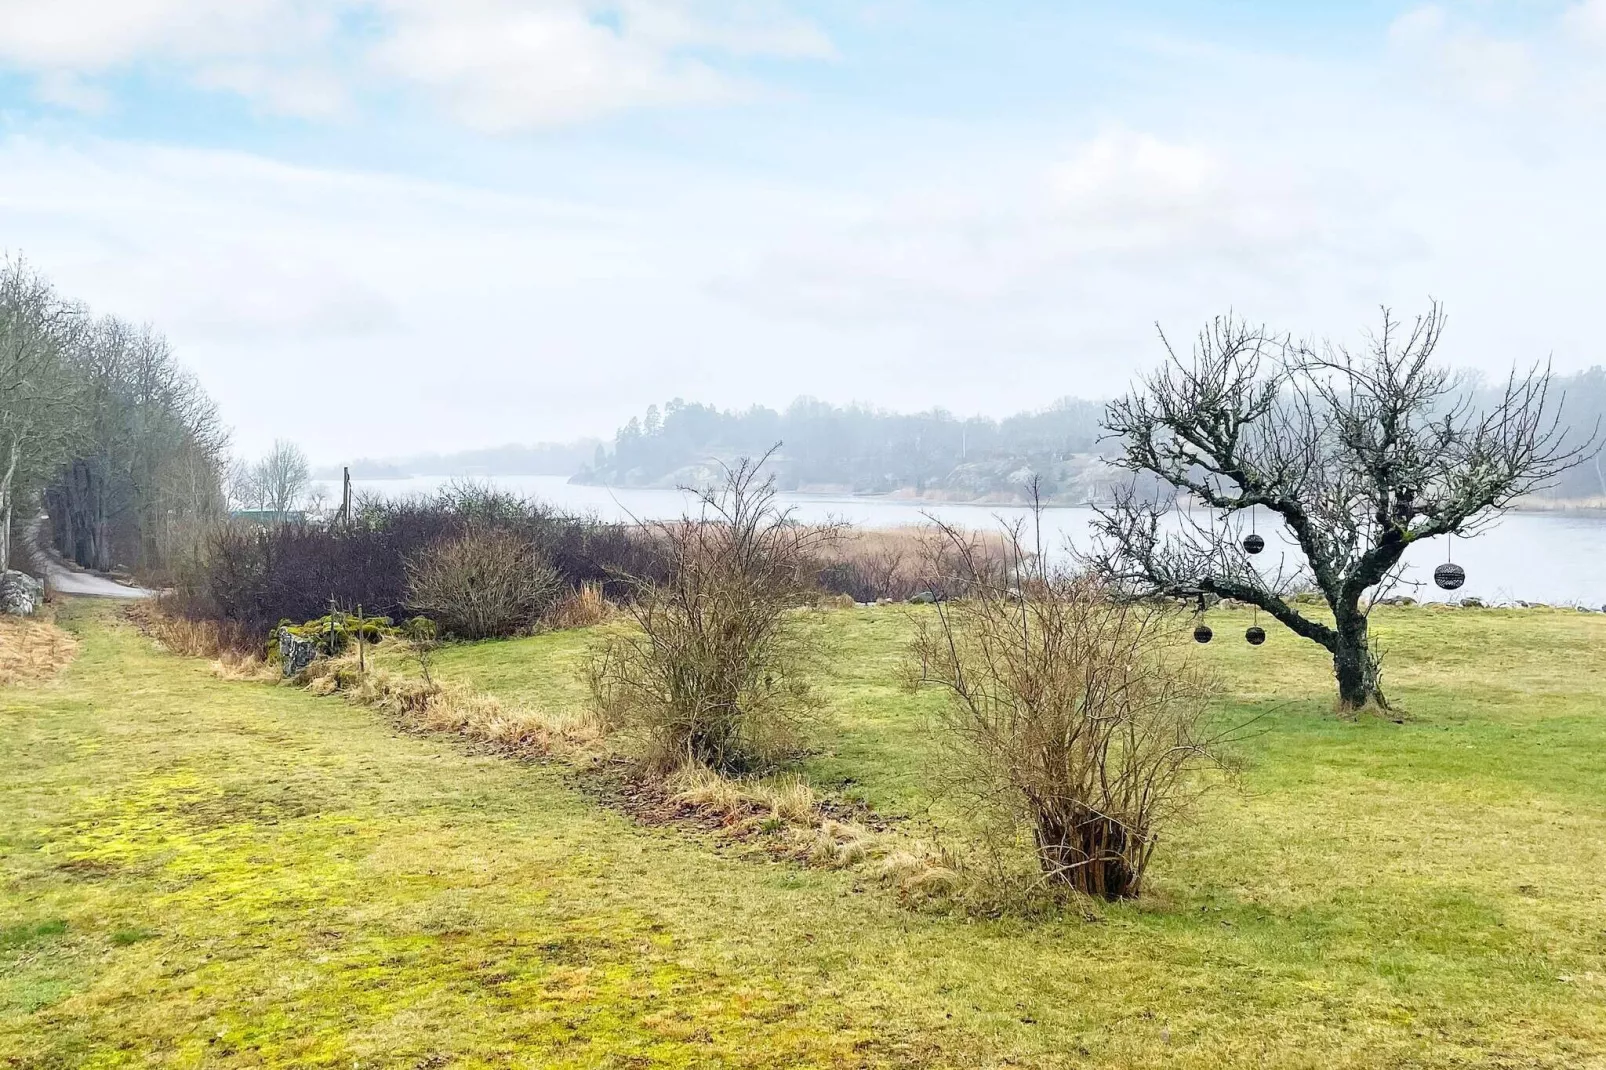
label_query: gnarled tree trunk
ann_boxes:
[1329,603,1383,711]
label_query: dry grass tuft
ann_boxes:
[875,848,965,903]
[666,765,823,827]
[295,657,604,761]
[545,583,612,630]
[0,614,79,687]
[797,820,871,868]
[210,652,277,682]
[663,764,899,874]
[128,603,258,660]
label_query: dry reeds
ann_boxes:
[815,525,1014,603]
[545,582,612,629]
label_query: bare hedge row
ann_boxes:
[165,484,981,641]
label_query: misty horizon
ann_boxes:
[3,4,1604,460]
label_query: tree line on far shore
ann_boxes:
[575,369,1606,505]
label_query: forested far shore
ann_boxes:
[570,380,1606,504]
[330,372,1606,507]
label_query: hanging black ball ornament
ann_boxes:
[1242,533,1265,555]
[1193,623,1213,644]
[1245,626,1266,646]
[1433,563,1466,591]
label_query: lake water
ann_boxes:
[342,474,1604,608]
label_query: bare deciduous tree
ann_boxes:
[1091,306,1590,710]
[254,440,310,522]
[0,259,79,570]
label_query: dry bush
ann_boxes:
[911,514,1232,901]
[406,524,563,639]
[586,454,840,775]
[545,583,612,629]
[0,615,78,687]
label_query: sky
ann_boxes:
[0,1,1603,462]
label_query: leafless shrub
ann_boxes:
[911,509,1233,901]
[400,615,439,686]
[405,525,562,640]
[586,451,841,775]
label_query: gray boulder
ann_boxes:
[0,570,44,616]
[278,627,317,677]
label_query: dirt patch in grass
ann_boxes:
[0,614,79,687]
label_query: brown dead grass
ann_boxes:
[818,525,1015,601]
[296,656,607,762]
[544,582,613,630]
[0,613,79,687]
[127,602,258,660]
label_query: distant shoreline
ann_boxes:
[337,471,1606,516]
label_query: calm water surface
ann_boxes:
[345,474,1603,608]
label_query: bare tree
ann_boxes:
[0,259,79,570]
[254,440,310,522]
[224,459,259,513]
[47,315,227,574]
[1091,305,1590,711]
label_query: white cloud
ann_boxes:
[368,1,731,130]
[1386,1,1606,114]
[2,10,1605,463]
[1387,4,1537,105]
[0,0,830,126]
[713,128,1410,350]
[1562,0,1606,46]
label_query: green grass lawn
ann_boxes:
[4,600,1606,1067]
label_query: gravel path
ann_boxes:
[25,519,153,599]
